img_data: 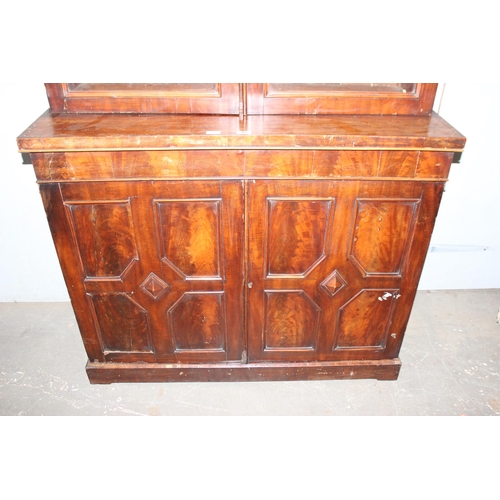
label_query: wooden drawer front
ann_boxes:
[245,151,453,179]
[32,151,246,181]
[32,150,453,182]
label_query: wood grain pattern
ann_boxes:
[246,83,438,115]
[264,290,320,350]
[156,199,221,278]
[21,84,465,383]
[267,198,332,276]
[65,200,138,279]
[313,150,380,177]
[86,359,402,383]
[30,149,455,182]
[349,199,419,276]
[45,83,240,114]
[88,292,153,352]
[42,179,244,364]
[335,289,398,350]
[168,292,226,352]
[247,179,445,363]
[378,151,419,177]
[45,83,436,116]
[416,151,455,178]
[18,111,466,153]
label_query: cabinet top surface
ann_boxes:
[17,110,466,153]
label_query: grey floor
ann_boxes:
[1,289,499,416]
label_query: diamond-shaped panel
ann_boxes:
[140,273,169,300]
[320,270,347,298]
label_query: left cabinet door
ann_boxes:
[45,83,240,114]
[40,179,245,364]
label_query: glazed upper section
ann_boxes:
[45,83,438,116]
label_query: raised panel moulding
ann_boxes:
[264,290,321,351]
[168,292,227,353]
[140,273,170,300]
[65,200,139,280]
[266,198,334,277]
[88,292,153,353]
[155,199,222,279]
[334,289,399,350]
[320,270,348,298]
[349,198,420,277]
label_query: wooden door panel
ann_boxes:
[263,290,321,351]
[88,292,154,353]
[64,200,139,280]
[266,198,334,276]
[349,199,420,277]
[247,179,442,362]
[45,179,244,364]
[155,199,223,279]
[45,83,240,114]
[335,289,399,350]
[168,291,227,353]
[246,83,437,115]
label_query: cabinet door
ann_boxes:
[246,83,437,115]
[45,83,240,114]
[247,179,443,362]
[40,180,245,364]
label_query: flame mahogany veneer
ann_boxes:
[17,84,465,383]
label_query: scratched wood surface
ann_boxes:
[45,83,240,114]
[44,83,437,116]
[246,83,438,115]
[246,179,444,363]
[17,111,465,152]
[40,180,245,365]
[18,83,466,383]
[30,150,455,182]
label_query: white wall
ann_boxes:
[0,83,69,301]
[419,83,500,289]
[0,83,499,302]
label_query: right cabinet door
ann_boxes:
[246,178,444,362]
[246,83,437,115]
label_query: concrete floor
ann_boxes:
[1,289,499,416]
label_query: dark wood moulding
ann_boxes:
[86,359,402,384]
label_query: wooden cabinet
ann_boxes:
[17,84,466,383]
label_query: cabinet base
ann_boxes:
[86,359,401,384]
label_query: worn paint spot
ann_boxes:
[487,399,500,414]
[148,406,161,416]
[378,292,393,301]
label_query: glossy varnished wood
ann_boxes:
[40,179,245,364]
[17,111,465,152]
[246,83,438,115]
[17,84,466,383]
[45,83,240,115]
[30,150,455,182]
[246,179,444,363]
